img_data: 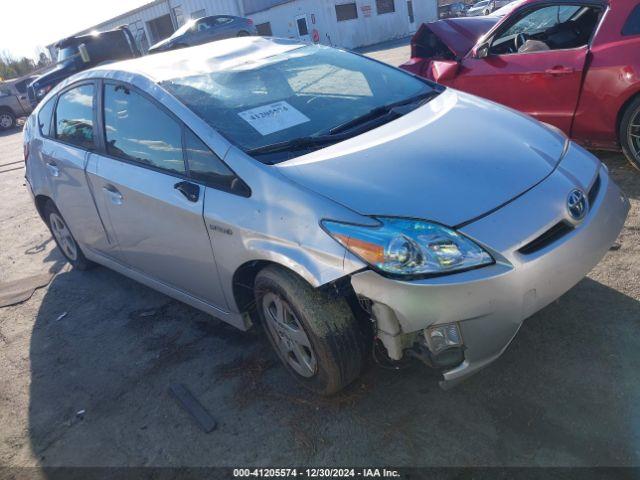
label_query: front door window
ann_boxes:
[490,5,601,55]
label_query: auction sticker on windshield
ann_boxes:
[238,101,310,136]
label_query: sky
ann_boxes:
[0,0,150,60]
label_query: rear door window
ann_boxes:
[103,83,186,175]
[54,83,95,149]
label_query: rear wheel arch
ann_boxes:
[34,194,53,222]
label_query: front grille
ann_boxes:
[518,222,574,255]
[588,173,601,207]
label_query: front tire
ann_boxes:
[0,110,16,131]
[43,200,93,270]
[620,96,640,171]
[254,266,366,395]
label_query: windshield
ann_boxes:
[491,0,524,17]
[473,1,489,7]
[161,45,436,163]
[171,20,196,39]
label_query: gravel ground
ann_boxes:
[0,42,639,470]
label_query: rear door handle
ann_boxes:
[174,181,200,203]
[545,66,575,76]
[102,185,124,205]
[46,161,59,177]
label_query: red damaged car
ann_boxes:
[401,0,640,170]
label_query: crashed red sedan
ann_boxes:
[401,0,640,170]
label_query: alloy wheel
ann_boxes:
[262,292,317,378]
[628,109,640,163]
[49,212,78,261]
[0,113,13,129]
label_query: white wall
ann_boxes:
[248,0,436,49]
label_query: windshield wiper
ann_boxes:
[246,91,439,160]
[245,134,347,157]
[326,91,438,136]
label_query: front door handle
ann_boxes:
[174,181,200,203]
[46,161,59,177]
[545,66,575,76]
[102,185,124,205]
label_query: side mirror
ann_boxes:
[431,60,460,82]
[78,43,91,63]
[475,44,490,59]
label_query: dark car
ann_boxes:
[28,26,140,107]
[148,15,257,53]
[439,2,467,18]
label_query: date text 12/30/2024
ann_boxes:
[233,468,401,478]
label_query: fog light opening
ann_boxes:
[425,322,463,354]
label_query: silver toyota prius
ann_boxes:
[23,37,629,395]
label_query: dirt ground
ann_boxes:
[0,42,639,470]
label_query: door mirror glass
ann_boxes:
[78,43,91,63]
[475,44,489,59]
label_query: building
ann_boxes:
[246,0,436,49]
[47,0,436,57]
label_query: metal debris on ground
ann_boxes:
[168,383,217,433]
[55,312,68,321]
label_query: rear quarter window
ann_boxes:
[622,4,640,36]
[38,98,55,137]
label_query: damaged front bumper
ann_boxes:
[350,163,629,389]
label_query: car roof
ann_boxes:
[87,36,305,83]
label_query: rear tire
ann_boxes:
[254,266,366,395]
[620,96,640,171]
[0,110,16,131]
[43,200,94,270]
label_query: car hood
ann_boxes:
[423,16,499,57]
[276,89,567,227]
[31,61,75,88]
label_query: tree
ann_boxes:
[0,50,40,80]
